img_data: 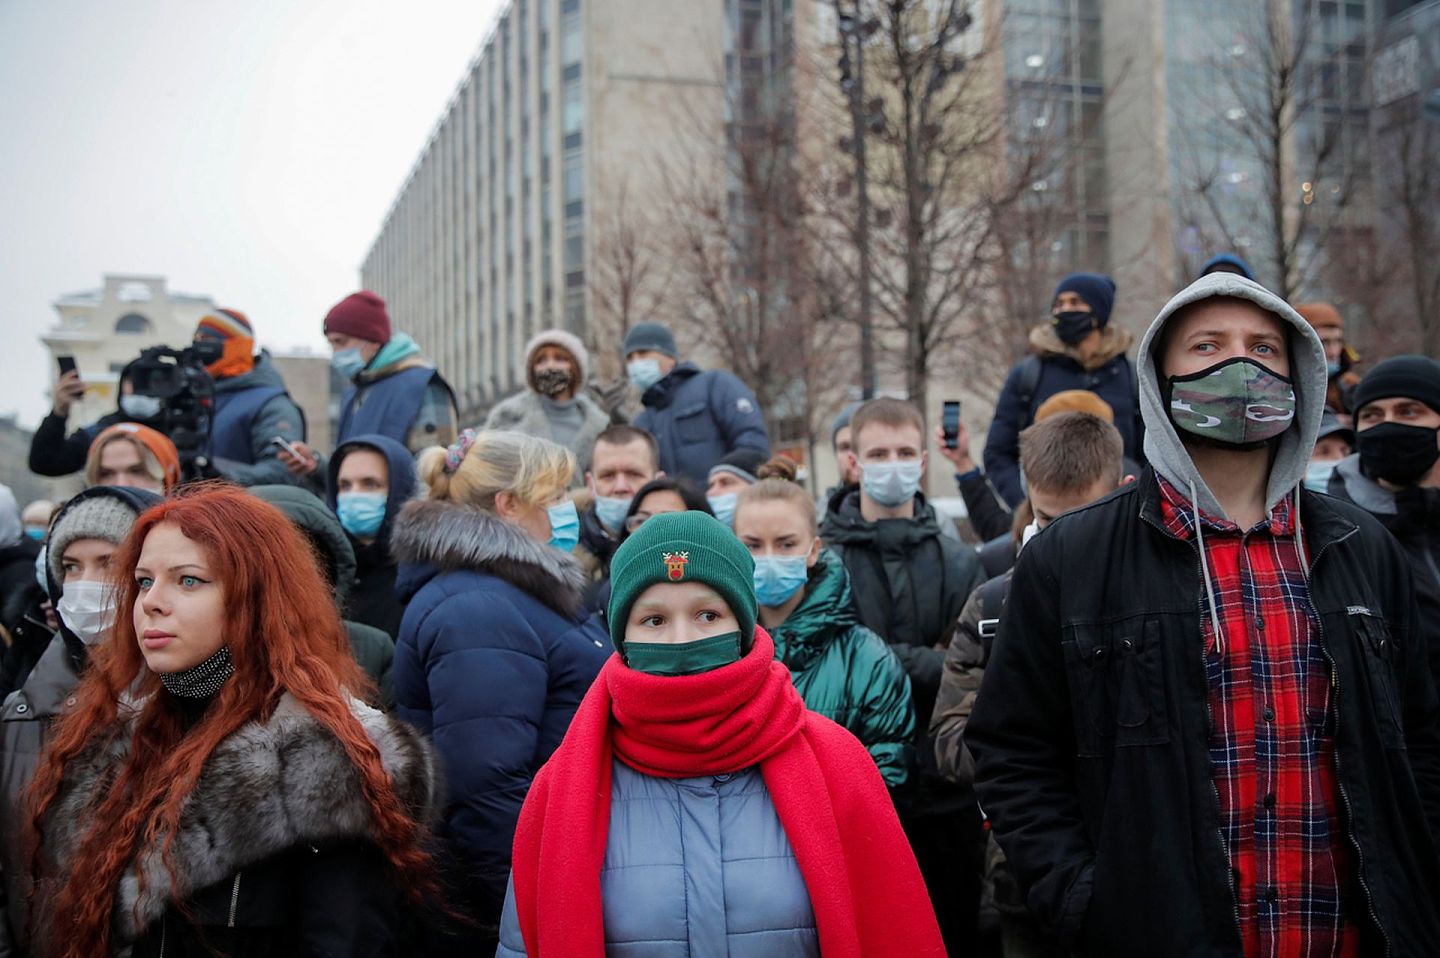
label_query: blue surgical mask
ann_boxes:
[708,492,738,528]
[593,495,631,535]
[332,347,367,380]
[861,460,924,508]
[336,491,388,539]
[1326,360,1342,377]
[34,547,49,594]
[120,394,163,420]
[24,527,45,542]
[547,499,581,552]
[627,359,664,392]
[753,554,810,608]
[1304,459,1338,495]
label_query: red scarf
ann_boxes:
[511,629,945,957]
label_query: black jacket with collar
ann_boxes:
[967,470,1440,957]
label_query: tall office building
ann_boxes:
[362,0,738,421]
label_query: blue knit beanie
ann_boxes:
[1198,252,1256,282]
[1052,273,1117,326]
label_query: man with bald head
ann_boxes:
[967,274,1440,955]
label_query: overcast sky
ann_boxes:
[0,0,504,428]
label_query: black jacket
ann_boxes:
[820,488,985,723]
[967,472,1440,956]
[27,410,127,478]
[1328,454,1440,693]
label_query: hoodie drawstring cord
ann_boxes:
[1190,479,1227,657]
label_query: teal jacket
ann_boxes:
[770,551,915,786]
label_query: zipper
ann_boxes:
[1304,533,1390,957]
[228,871,242,927]
[1141,506,1243,941]
[158,916,166,958]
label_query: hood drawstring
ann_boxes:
[1190,479,1227,657]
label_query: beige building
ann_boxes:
[361,0,734,423]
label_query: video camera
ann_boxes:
[127,341,222,481]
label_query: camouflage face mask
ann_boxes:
[1168,357,1296,447]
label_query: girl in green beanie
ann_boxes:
[497,511,944,958]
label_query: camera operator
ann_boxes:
[192,308,307,487]
[27,358,149,477]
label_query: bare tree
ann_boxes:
[1172,0,1368,299]
[588,179,673,383]
[1383,108,1440,354]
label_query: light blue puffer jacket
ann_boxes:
[496,760,819,957]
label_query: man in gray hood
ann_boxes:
[967,273,1440,956]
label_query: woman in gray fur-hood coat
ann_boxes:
[40,696,439,958]
[390,496,612,956]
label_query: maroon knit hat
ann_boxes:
[324,291,391,344]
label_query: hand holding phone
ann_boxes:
[942,401,962,450]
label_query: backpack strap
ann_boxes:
[1014,355,1045,427]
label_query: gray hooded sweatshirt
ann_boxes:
[1136,273,1329,522]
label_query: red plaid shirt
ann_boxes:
[1158,478,1361,958]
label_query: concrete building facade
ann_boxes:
[361,0,731,423]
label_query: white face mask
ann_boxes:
[1020,520,1042,550]
[57,580,118,647]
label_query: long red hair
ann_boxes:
[27,484,432,957]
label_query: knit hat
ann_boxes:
[194,308,255,379]
[524,329,590,389]
[1034,389,1115,424]
[47,494,147,587]
[324,291,393,345]
[1295,302,1344,334]
[1052,273,1117,326]
[88,422,182,491]
[1317,408,1354,446]
[708,447,768,486]
[606,511,757,654]
[1198,253,1256,281]
[621,322,679,360]
[1352,355,1440,418]
[831,401,862,446]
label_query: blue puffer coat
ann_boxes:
[633,361,771,485]
[390,499,611,932]
[495,761,818,957]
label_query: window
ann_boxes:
[115,313,152,334]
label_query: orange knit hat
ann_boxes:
[87,423,182,492]
[1034,389,1115,423]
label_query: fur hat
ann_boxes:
[524,329,590,389]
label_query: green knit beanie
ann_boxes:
[606,511,757,653]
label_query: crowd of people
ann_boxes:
[0,257,1437,957]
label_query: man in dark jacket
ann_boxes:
[574,424,661,592]
[983,272,1142,506]
[249,484,395,706]
[967,273,1440,956]
[324,433,419,641]
[27,358,145,478]
[1327,355,1440,691]
[818,396,985,954]
[192,309,309,486]
[626,322,770,485]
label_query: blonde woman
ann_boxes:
[390,428,611,955]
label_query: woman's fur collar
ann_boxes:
[391,498,589,619]
[44,695,438,942]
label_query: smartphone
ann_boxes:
[269,436,304,459]
[56,356,77,378]
[942,400,962,450]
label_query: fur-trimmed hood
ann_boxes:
[1028,322,1134,371]
[390,498,590,619]
[43,695,438,943]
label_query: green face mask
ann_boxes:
[623,630,743,676]
[1168,357,1295,447]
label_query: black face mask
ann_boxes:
[1052,310,1097,346]
[534,367,573,397]
[1358,422,1440,487]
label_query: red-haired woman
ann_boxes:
[27,485,438,958]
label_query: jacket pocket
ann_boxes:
[1061,618,1169,757]
[1349,611,1405,748]
[672,402,712,445]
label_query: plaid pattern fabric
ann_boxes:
[1158,478,1360,957]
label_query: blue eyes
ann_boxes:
[135,575,204,591]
